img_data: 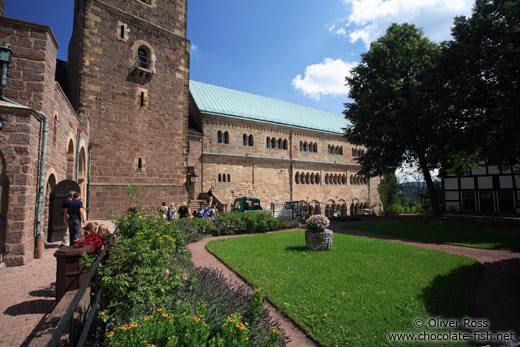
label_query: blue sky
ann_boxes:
[5,0,474,115]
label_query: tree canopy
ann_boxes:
[344,23,443,215]
[438,0,520,168]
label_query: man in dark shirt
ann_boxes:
[68,192,86,246]
[61,191,75,246]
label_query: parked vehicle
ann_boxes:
[232,197,262,212]
[280,201,308,223]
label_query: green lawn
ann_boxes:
[206,231,482,346]
[344,220,520,250]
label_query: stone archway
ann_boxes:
[0,152,8,264]
[47,180,80,243]
[43,173,57,242]
[339,200,348,216]
[78,147,87,204]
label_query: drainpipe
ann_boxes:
[86,146,91,219]
[289,131,294,201]
[0,42,48,258]
[75,128,82,181]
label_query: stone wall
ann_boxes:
[69,0,190,217]
[0,107,41,266]
[0,0,4,17]
[201,114,382,210]
[0,18,89,266]
[187,132,203,200]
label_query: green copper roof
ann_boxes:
[189,80,347,134]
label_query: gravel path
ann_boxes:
[187,231,318,347]
[330,223,520,336]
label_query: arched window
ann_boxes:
[316,174,320,184]
[217,131,223,143]
[325,174,329,184]
[295,172,300,184]
[218,174,222,182]
[342,175,346,184]
[352,148,355,156]
[350,175,353,184]
[339,147,343,155]
[333,175,337,184]
[224,131,229,144]
[310,173,315,184]
[228,174,231,182]
[223,174,227,183]
[306,173,310,184]
[283,139,288,150]
[137,46,150,69]
[313,143,317,152]
[278,138,282,149]
[328,145,331,154]
[303,142,308,152]
[120,25,125,39]
[248,134,254,146]
[301,173,306,184]
[335,147,339,155]
[266,137,270,148]
[243,134,248,146]
[299,142,303,151]
[271,138,276,148]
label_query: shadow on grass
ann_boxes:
[421,263,483,318]
[284,246,309,252]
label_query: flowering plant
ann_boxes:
[306,214,330,233]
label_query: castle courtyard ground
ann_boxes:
[0,219,518,346]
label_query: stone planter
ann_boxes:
[305,229,333,251]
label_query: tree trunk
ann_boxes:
[418,157,441,217]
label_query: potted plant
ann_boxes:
[305,214,333,251]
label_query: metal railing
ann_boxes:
[46,227,118,347]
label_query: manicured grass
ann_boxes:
[206,231,482,346]
[345,220,520,250]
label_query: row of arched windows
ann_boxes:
[266,137,288,150]
[218,173,231,183]
[328,145,343,155]
[350,175,367,185]
[324,174,347,185]
[352,148,365,157]
[299,141,318,153]
[294,172,321,185]
[217,131,230,144]
[242,134,254,146]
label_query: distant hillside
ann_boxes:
[399,182,426,200]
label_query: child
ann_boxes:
[77,221,98,244]
[97,224,111,238]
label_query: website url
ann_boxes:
[388,330,516,342]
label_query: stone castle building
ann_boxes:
[0,0,380,267]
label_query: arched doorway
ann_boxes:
[47,180,80,243]
[325,200,335,218]
[339,200,347,216]
[0,152,8,264]
[43,174,57,242]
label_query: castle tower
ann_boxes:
[68,0,190,217]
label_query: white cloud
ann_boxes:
[191,43,198,52]
[333,0,473,47]
[292,58,356,101]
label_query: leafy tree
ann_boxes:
[378,172,399,208]
[437,0,520,168]
[344,23,443,216]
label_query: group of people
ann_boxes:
[61,190,112,252]
[192,203,218,220]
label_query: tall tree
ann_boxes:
[344,23,444,216]
[438,0,520,168]
[378,171,399,208]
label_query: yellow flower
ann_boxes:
[236,322,245,330]
[106,331,114,338]
[245,337,249,341]
[130,322,138,328]
[148,344,156,347]
[157,307,163,312]
[227,316,235,323]
[192,315,201,322]
[138,216,143,219]
[254,287,261,293]
[162,313,168,318]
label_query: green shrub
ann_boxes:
[383,204,404,216]
[101,211,284,346]
[276,218,299,229]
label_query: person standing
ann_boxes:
[68,192,86,246]
[61,190,75,246]
[208,188,213,205]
